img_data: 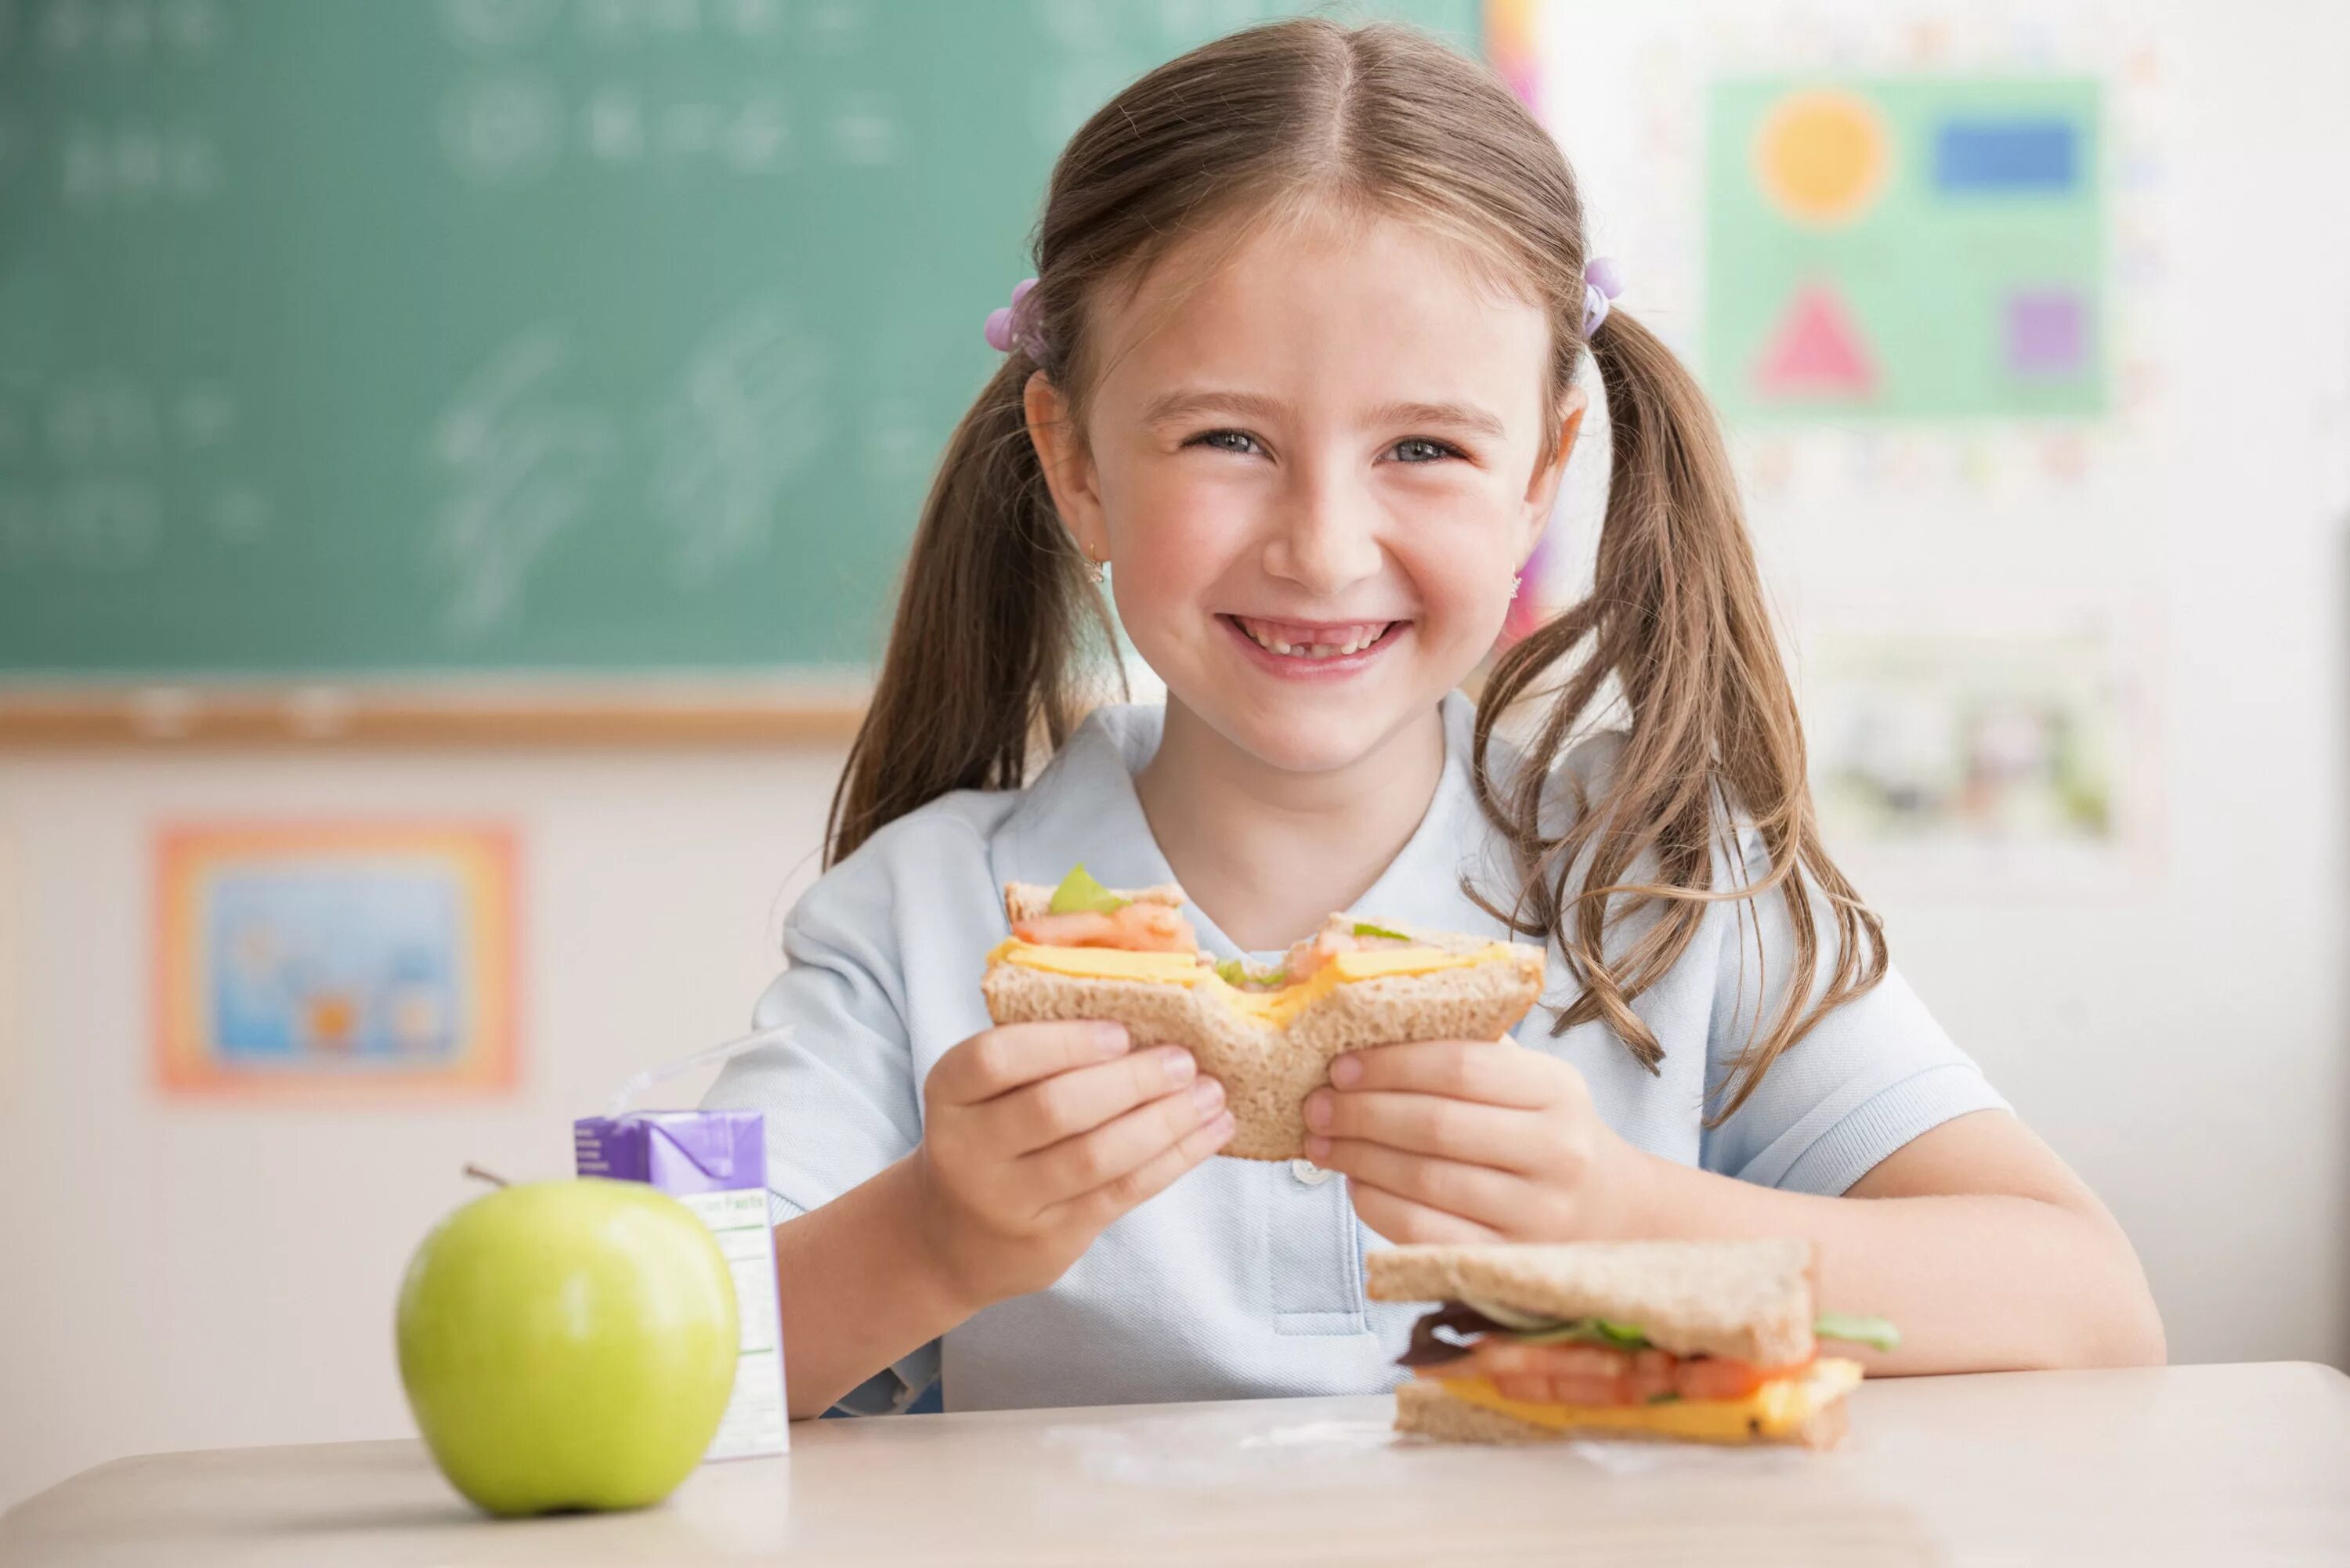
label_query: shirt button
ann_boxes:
[1289,1158,1332,1187]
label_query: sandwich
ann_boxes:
[981,865,1547,1161]
[1367,1239,1900,1448]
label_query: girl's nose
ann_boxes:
[1261,466,1383,596]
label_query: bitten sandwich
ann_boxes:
[1368,1240,1900,1448]
[981,865,1547,1161]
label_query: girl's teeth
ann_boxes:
[1240,620,1386,658]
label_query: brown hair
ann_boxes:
[828,17,1884,1116]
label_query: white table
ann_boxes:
[5,1363,2347,1566]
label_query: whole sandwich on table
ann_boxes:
[981,865,1548,1161]
[1368,1239,1900,1448]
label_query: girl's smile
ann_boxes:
[1220,614,1410,680]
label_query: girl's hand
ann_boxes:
[1302,1039,1632,1244]
[911,1022,1235,1310]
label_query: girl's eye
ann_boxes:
[1189,428,1264,456]
[1390,437,1463,464]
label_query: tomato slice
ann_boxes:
[1487,1371,1556,1404]
[1471,1340,1627,1380]
[1672,1351,1815,1402]
[1622,1349,1677,1405]
[1549,1372,1629,1407]
[1011,902,1198,952]
[1459,1337,1814,1407]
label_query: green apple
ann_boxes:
[396,1177,739,1517]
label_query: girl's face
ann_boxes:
[1029,211,1579,776]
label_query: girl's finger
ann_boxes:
[1021,1074,1229,1205]
[982,1045,1198,1155]
[1054,1105,1238,1228]
[1347,1180,1505,1246]
[1306,1088,1546,1171]
[1329,1038,1560,1108]
[1310,1138,1528,1232]
[927,1021,1130,1107]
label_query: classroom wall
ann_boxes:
[5,0,2349,1518]
[0,747,841,1508]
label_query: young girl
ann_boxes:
[705,17,2163,1418]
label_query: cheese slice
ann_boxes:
[985,941,1213,985]
[1325,945,1513,981]
[1423,1357,1864,1443]
[985,939,1519,1031]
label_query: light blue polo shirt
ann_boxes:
[702,693,2005,1414]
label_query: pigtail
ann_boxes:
[825,351,1116,866]
[1472,310,1885,1121]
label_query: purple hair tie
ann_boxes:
[984,276,1047,360]
[1582,255,1624,337]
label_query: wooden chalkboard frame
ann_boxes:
[0,679,866,748]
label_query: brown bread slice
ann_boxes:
[1365,1239,1818,1367]
[983,883,1546,1162]
[1393,1375,1848,1449]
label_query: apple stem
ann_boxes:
[461,1162,511,1189]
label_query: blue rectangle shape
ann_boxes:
[1933,119,2079,192]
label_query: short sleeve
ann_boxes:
[701,849,940,1414]
[1697,830,2009,1195]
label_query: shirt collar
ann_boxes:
[992,693,1524,959]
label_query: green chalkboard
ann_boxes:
[0,0,1478,681]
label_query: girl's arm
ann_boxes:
[773,1021,1236,1418]
[772,1159,967,1418]
[1305,1042,2164,1374]
[1613,1109,2164,1373]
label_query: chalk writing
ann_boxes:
[30,0,221,63]
[827,89,893,165]
[52,476,162,569]
[210,486,272,544]
[439,0,562,55]
[47,374,156,465]
[650,298,827,585]
[58,122,221,207]
[428,326,613,632]
[440,71,562,184]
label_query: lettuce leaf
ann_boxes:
[1507,1317,1651,1349]
[1215,958,1287,990]
[1486,1310,1900,1357]
[1047,864,1130,916]
[1813,1313,1900,1352]
[1586,1318,1651,1348]
[1351,921,1412,941]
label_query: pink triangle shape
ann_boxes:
[1754,284,1878,399]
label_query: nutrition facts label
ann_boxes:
[677,1186,789,1458]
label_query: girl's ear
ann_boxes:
[1023,370,1108,563]
[1519,385,1589,554]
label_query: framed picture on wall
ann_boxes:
[1800,600,2161,896]
[154,822,520,1101]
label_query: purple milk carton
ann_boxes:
[574,1110,788,1458]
